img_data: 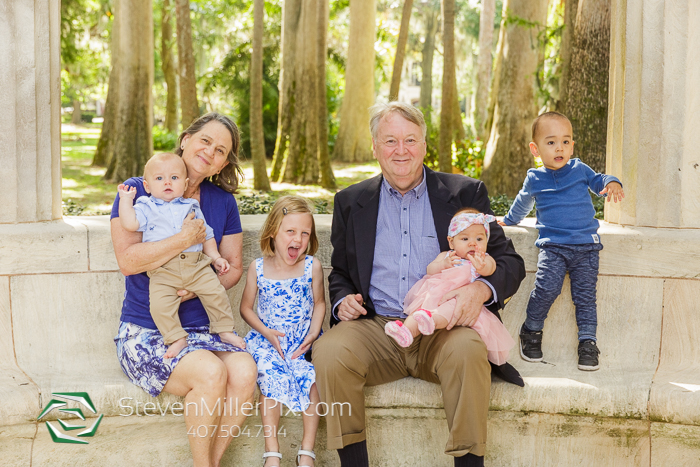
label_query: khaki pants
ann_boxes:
[312,315,490,457]
[147,252,235,344]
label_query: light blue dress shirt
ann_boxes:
[134,196,214,253]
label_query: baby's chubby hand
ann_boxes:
[439,250,461,271]
[118,184,138,200]
[212,257,230,275]
[600,181,624,203]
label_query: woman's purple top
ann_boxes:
[111,177,242,329]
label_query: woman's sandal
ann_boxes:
[262,451,282,466]
[296,449,316,467]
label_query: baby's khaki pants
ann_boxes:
[148,252,235,344]
[312,314,491,457]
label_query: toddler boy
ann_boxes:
[500,112,624,371]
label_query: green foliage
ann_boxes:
[453,139,485,179]
[153,126,179,151]
[202,1,281,160]
[236,192,330,215]
[62,199,86,216]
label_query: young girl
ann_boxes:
[240,196,325,467]
[384,208,515,365]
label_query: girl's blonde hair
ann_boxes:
[260,196,319,258]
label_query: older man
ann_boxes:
[312,102,525,467]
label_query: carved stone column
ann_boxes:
[0,0,62,223]
[606,0,700,228]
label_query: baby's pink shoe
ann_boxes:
[385,320,413,347]
[413,309,435,335]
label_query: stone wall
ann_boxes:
[1,215,699,465]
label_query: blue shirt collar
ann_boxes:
[381,167,428,199]
[150,196,188,205]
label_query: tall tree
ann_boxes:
[474,0,496,141]
[481,0,548,196]
[272,0,335,186]
[93,0,154,181]
[438,0,456,172]
[250,0,271,190]
[270,0,300,181]
[389,0,414,101]
[175,0,199,127]
[557,0,578,112]
[333,0,377,162]
[316,0,336,189]
[558,0,610,173]
[161,0,178,133]
[419,1,440,123]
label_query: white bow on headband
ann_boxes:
[448,212,496,239]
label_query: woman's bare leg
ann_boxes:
[162,350,228,467]
[210,351,258,466]
[299,383,320,466]
[260,395,283,466]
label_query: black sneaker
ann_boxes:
[519,324,543,362]
[578,340,600,371]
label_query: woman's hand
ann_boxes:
[177,289,198,303]
[179,212,207,249]
[263,328,286,358]
[290,331,319,360]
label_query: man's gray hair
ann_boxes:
[369,102,427,141]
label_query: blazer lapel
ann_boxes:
[426,167,461,251]
[353,174,382,298]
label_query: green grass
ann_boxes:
[61,123,381,216]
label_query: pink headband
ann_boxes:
[448,212,496,239]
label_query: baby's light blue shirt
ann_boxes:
[134,196,214,252]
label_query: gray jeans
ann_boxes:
[523,242,603,341]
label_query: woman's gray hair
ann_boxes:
[369,102,427,140]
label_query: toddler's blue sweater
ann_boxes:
[502,158,621,247]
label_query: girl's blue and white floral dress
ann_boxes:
[245,255,316,412]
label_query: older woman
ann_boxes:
[111,113,257,466]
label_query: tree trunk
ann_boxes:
[250,0,271,191]
[161,0,178,133]
[94,0,154,182]
[71,99,82,124]
[560,0,610,173]
[474,0,495,141]
[557,0,579,114]
[481,0,548,197]
[175,0,199,127]
[389,0,414,101]
[332,0,376,162]
[438,0,456,172]
[271,0,301,181]
[317,0,336,189]
[274,0,332,185]
[453,66,465,142]
[419,2,440,123]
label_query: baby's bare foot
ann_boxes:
[219,332,246,349]
[164,337,187,359]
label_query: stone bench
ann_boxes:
[1,215,699,465]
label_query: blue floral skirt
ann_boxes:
[115,321,244,397]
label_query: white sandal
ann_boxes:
[262,451,282,466]
[296,449,316,467]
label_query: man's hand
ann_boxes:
[439,281,492,329]
[337,293,366,321]
[600,182,624,203]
